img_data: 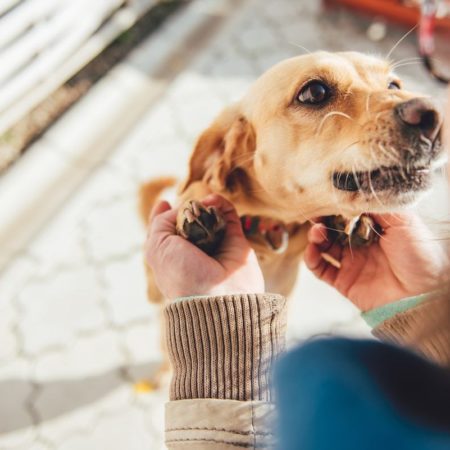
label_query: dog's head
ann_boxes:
[182,52,445,221]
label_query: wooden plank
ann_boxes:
[0,0,125,114]
[0,0,159,135]
[0,1,90,85]
[0,0,66,49]
[0,0,21,17]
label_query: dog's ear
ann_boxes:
[179,105,256,193]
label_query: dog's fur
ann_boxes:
[140,51,443,300]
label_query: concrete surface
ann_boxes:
[0,0,448,449]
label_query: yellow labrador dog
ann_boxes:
[141,51,443,301]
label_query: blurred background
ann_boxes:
[0,1,449,449]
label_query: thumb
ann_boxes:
[149,200,172,223]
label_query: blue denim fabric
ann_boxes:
[274,338,450,450]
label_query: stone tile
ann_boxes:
[234,22,279,55]
[17,267,105,355]
[83,197,144,263]
[33,331,124,382]
[253,47,298,72]
[34,332,126,426]
[101,252,156,326]
[124,324,161,366]
[37,387,132,446]
[0,255,36,302]
[0,142,88,272]
[1,1,448,449]
[167,86,225,140]
[140,394,166,449]
[132,134,191,182]
[110,103,178,169]
[0,359,36,449]
[29,212,86,278]
[33,331,130,443]
[0,299,17,361]
[57,408,154,450]
[15,443,49,450]
[261,0,308,22]
[76,164,137,206]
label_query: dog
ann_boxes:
[141,51,443,305]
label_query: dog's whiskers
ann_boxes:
[365,93,372,114]
[377,143,399,166]
[317,111,354,135]
[391,61,424,70]
[287,41,312,54]
[419,134,433,148]
[362,151,385,209]
[350,164,363,195]
[330,170,348,218]
[389,56,422,70]
[386,24,418,60]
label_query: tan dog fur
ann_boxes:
[141,51,443,302]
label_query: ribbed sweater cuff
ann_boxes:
[373,292,450,367]
[164,293,287,402]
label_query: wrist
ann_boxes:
[172,284,265,300]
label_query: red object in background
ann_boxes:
[324,0,450,30]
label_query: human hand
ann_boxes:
[145,194,264,300]
[304,212,448,311]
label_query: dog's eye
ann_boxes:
[388,81,401,90]
[297,81,330,105]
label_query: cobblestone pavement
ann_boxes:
[0,0,448,449]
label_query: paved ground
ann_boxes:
[0,0,448,449]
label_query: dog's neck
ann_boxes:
[219,166,312,225]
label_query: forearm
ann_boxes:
[164,293,287,449]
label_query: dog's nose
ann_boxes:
[395,98,441,140]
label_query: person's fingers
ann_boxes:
[149,200,172,223]
[304,242,323,271]
[304,243,339,285]
[151,208,179,237]
[318,261,339,285]
[307,223,328,245]
[305,240,342,268]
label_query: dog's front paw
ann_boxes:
[176,201,226,255]
[325,214,382,247]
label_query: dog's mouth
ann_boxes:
[332,165,432,194]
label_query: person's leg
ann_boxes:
[274,338,450,450]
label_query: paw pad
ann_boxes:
[176,201,226,255]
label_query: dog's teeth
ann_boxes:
[344,216,360,236]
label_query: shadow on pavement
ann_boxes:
[0,361,161,434]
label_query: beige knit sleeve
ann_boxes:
[373,292,450,367]
[164,293,287,402]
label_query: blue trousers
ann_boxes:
[274,338,450,450]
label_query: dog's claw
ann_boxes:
[325,214,382,247]
[176,201,226,255]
